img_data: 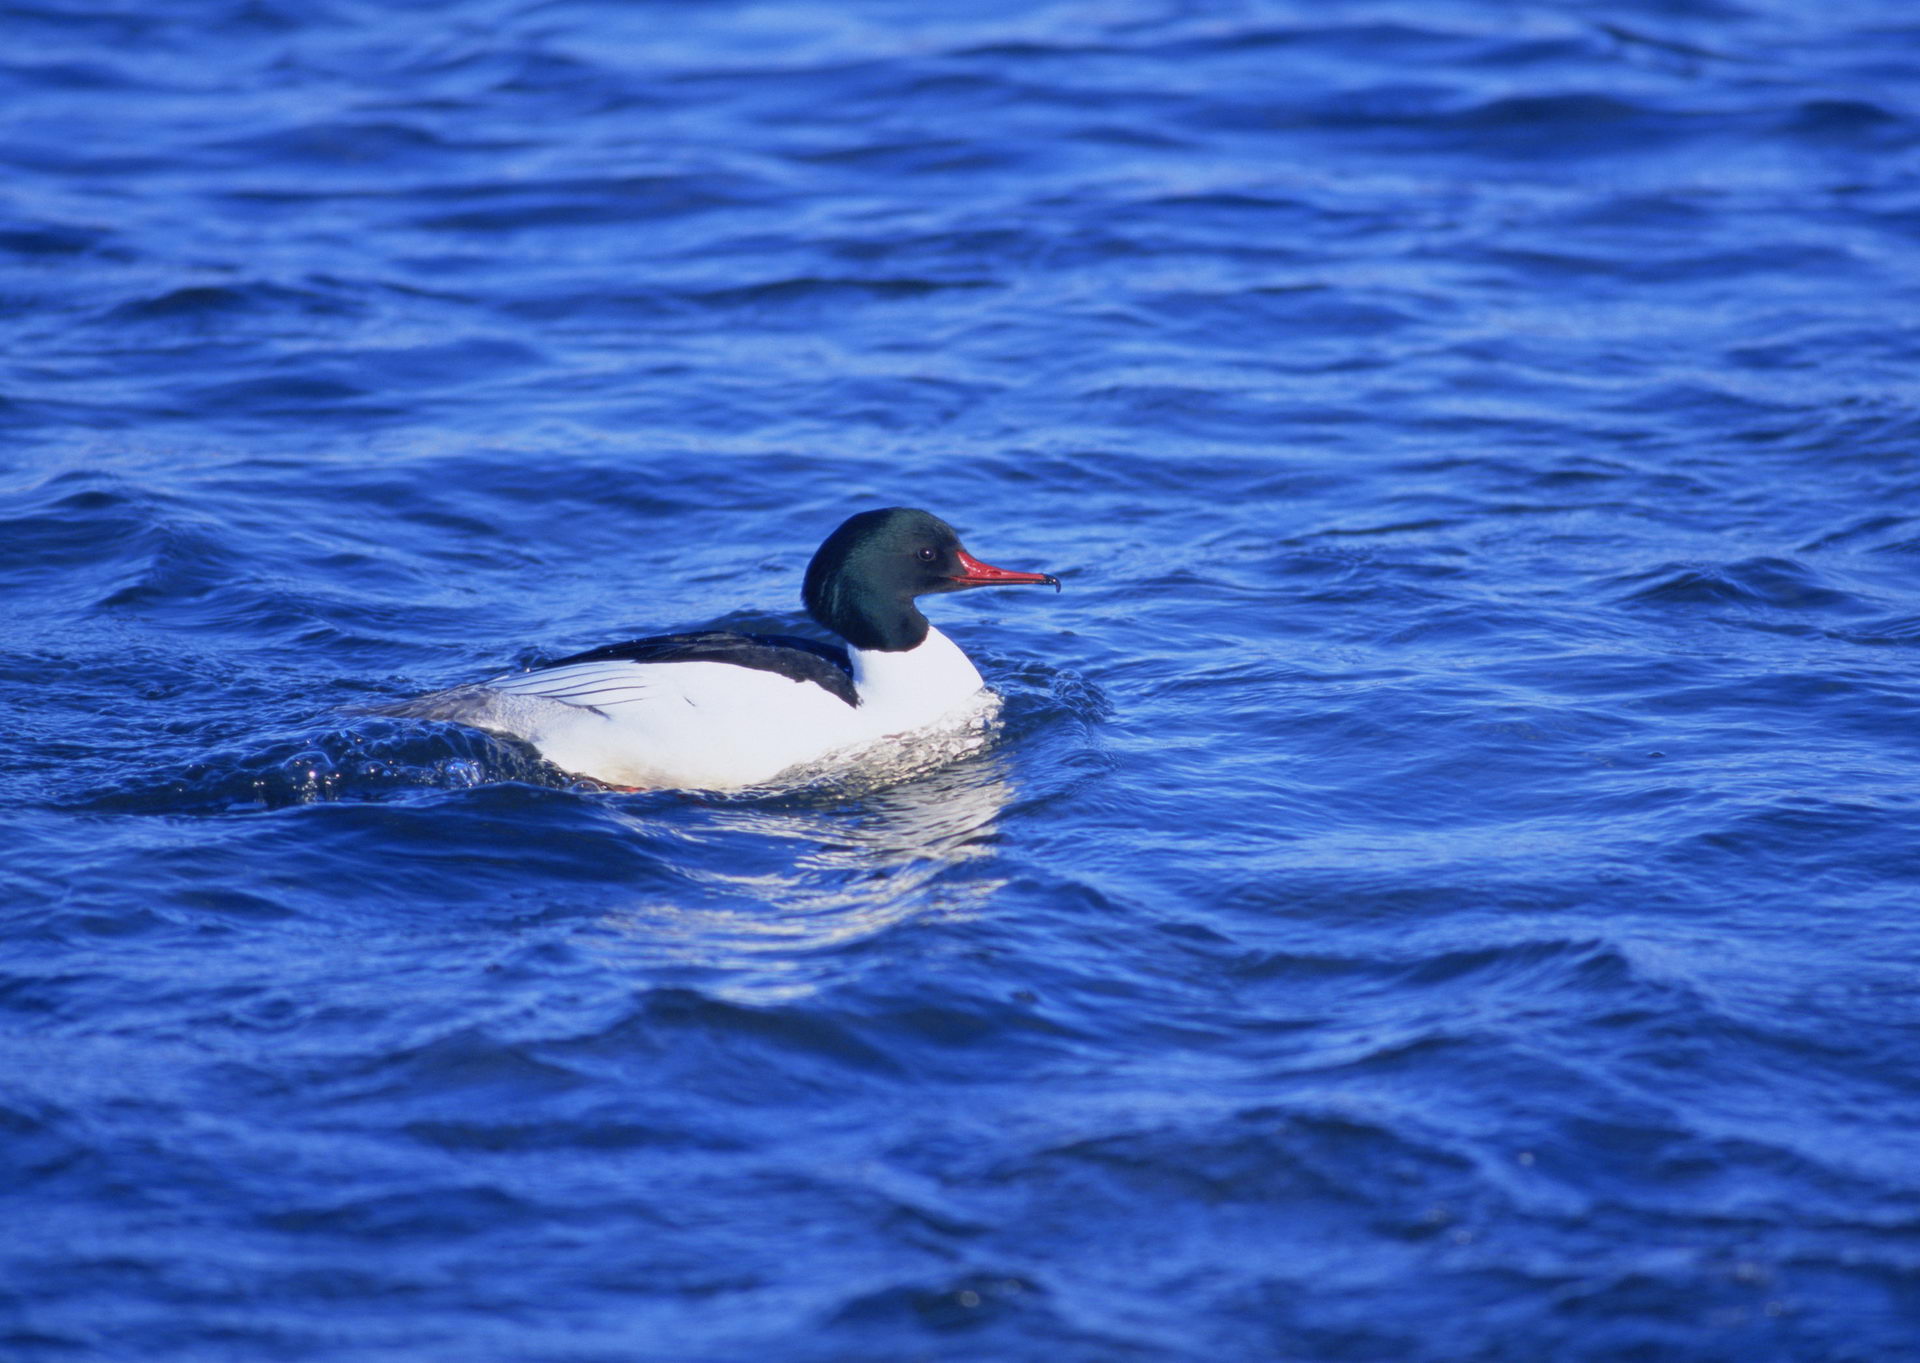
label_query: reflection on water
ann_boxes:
[594,750,1017,996]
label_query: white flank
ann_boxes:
[421,625,995,790]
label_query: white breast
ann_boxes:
[849,626,987,729]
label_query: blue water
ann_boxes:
[7,1,1920,1358]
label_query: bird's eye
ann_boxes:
[917,547,937,562]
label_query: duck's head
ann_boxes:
[803,507,1060,651]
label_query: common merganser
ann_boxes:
[383,507,1061,791]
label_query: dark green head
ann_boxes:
[802,507,1059,651]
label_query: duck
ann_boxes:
[382,507,1061,790]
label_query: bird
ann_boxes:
[380,507,1061,791]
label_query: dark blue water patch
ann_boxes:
[406,174,771,236]
[1783,96,1910,141]
[102,279,367,326]
[1734,401,1920,464]
[0,471,167,583]
[75,719,557,813]
[1833,612,1920,645]
[203,119,506,172]
[0,218,116,257]
[1611,556,1871,613]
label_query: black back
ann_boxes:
[542,630,858,708]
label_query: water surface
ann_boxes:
[5,1,1920,1359]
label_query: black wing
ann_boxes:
[540,630,858,708]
